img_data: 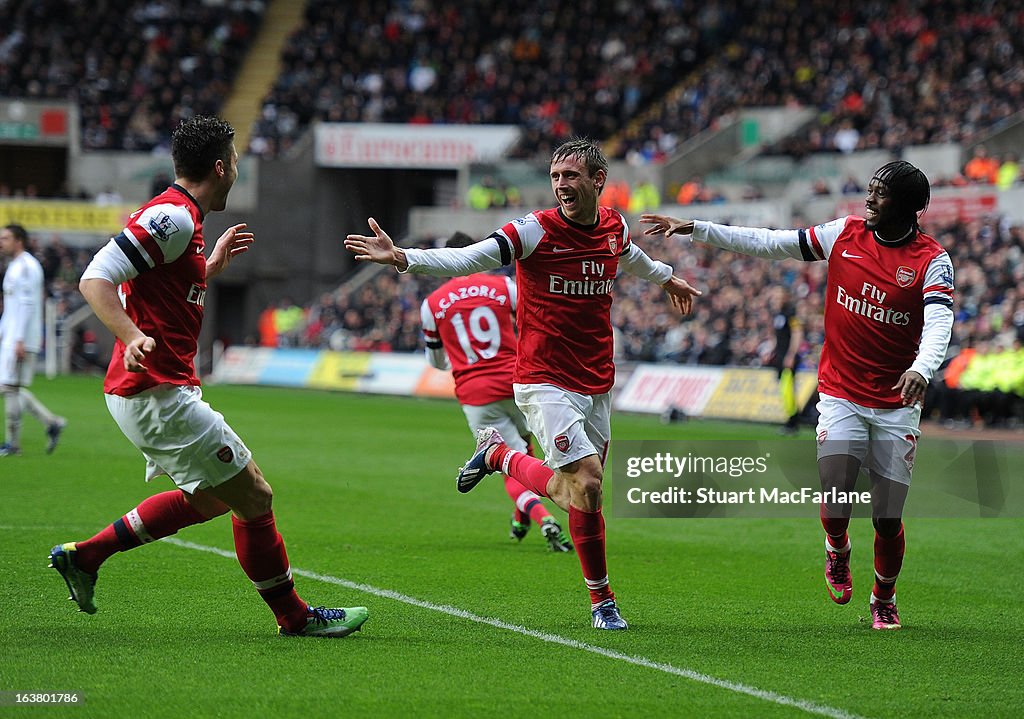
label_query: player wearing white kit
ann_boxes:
[641,160,954,630]
[0,224,66,457]
[49,115,368,637]
[347,139,700,630]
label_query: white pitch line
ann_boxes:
[165,537,868,719]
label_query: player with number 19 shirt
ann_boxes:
[422,273,517,406]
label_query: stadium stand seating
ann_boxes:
[0,0,263,151]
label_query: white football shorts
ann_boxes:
[105,384,252,494]
[0,346,36,387]
[815,392,921,485]
[461,398,531,453]
[513,382,611,470]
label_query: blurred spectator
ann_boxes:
[599,178,631,212]
[995,153,1020,191]
[675,176,704,206]
[840,175,863,195]
[95,187,123,206]
[150,171,173,197]
[627,179,661,213]
[963,145,999,184]
[833,119,860,154]
[466,176,497,210]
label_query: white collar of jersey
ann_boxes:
[873,225,915,244]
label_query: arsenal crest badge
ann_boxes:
[554,434,571,453]
[607,233,618,254]
[895,266,916,288]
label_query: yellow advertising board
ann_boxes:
[703,368,817,422]
[0,201,132,233]
[308,351,373,391]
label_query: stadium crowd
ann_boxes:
[243,0,1024,167]
[245,0,709,160]
[0,0,263,151]
[625,0,1024,163]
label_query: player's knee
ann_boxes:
[571,469,604,504]
[872,516,902,538]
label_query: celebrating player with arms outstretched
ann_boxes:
[642,160,954,630]
[348,138,700,629]
[53,116,368,637]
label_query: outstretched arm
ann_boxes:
[346,217,503,277]
[641,213,814,261]
[640,214,696,238]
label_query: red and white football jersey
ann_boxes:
[804,216,954,408]
[421,274,517,406]
[497,206,630,395]
[100,184,207,396]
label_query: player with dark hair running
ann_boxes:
[347,138,700,629]
[52,116,369,637]
[642,160,954,630]
[421,232,571,552]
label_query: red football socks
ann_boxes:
[503,476,552,523]
[569,505,614,605]
[231,512,309,631]
[75,490,211,574]
[873,524,905,600]
[489,445,554,498]
[820,503,850,552]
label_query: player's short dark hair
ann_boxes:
[872,160,930,225]
[171,116,235,182]
[2,224,29,246]
[551,138,610,179]
[445,231,475,249]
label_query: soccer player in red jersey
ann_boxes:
[51,116,368,637]
[422,232,571,552]
[347,139,701,629]
[641,160,955,630]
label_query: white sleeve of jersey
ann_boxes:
[618,242,673,284]
[403,240,504,277]
[691,220,811,261]
[419,297,450,371]
[496,212,545,260]
[909,303,954,381]
[805,217,849,260]
[504,275,517,312]
[921,251,955,307]
[80,238,141,285]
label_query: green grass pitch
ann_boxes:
[1,375,1021,718]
